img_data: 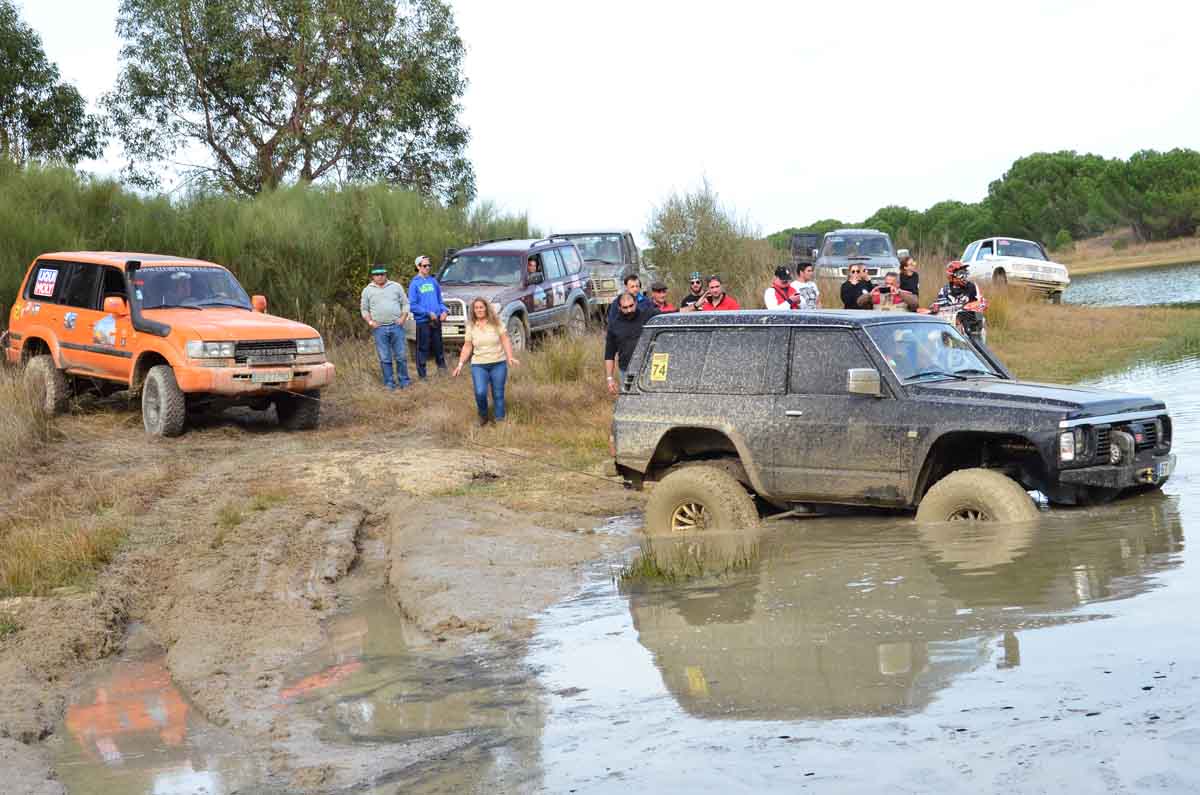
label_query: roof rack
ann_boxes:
[472,236,518,247]
[530,236,571,248]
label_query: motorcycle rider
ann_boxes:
[925,261,988,340]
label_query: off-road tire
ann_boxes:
[1050,291,1063,305]
[24,354,70,414]
[916,468,1038,523]
[644,465,759,534]
[506,316,527,352]
[993,269,1008,287]
[142,365,187,437]
[276,390,321,430]
[567,302,588,336]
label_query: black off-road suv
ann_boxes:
[612,310,1175,532]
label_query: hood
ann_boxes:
[913,378,1165,419]
[143,307,319,340]
[988,256,1070,278]
[437,283,514,304]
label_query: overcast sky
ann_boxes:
[20,0,1200,243]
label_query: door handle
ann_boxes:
[784,410,804,417]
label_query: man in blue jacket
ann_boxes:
[606,273,655,324]
[408,254,449,378]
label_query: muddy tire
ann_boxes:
[916,468,1038,523]
[142,365,187,437]
[276,390,321,430]
[1050,291,1063,305]
[993,269,1008,287]
[506,315,527,352]
[24,354,70,414]
[645,465,759,534]
[567,302,588,336]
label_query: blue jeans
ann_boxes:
[470,361,508,421]
[372,324,411,388]
[415,321,446,378]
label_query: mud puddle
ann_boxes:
[526,356,1200,792]
[1065,260,1200,306]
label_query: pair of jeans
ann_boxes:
[470,361,508,421]
[415,321,446,378]
[372,324,411,389]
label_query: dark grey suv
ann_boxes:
[612,310,1175,533]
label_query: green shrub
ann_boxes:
[1052,229,1073,251]
[1112,237,1129,251]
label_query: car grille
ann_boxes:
[590,278,620,300]
[1135,422,1158,450]
[235,339,297,364]
[446,298,467,322]
[1094,421,1161,461]
[1095,426,1111,461]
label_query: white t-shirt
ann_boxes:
[793,280,820,310]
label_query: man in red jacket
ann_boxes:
[699,275,741,311]
[649,280,676,312]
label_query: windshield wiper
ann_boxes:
[952,368,998,377]
[905,369,967,382]
[586,258,617,265]
[146,303,201,311]
[196,301,250,309]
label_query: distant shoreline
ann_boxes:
[1067,252,1200,277]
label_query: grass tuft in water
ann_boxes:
[617,536,759,589]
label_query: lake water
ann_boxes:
[1064,261,1200,306]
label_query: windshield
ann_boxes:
[821,234,893,258]
[559,234,623,263]
[996,239,1047,260]
[440,254,522,286]
[136,266,251,309]
[866,322,1001,382]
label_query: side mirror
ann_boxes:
[252,295,268,313]
[847,368,882,397]
[527,272,544,285]
[102,295,129,316]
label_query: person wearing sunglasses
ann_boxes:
[840,266,874,309]
[678,271,706,312]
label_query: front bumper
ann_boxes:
[1059,452,1175,490]
[1008,276,1069,294]
[175,361,335,395]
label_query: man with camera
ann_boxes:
[870,272,919,312]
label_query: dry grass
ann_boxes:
[0,464,178,597]
[0,364,54,477]
[1059,230,1200,275]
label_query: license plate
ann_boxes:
[1158,460,1173,479]
[251,370,292,383]
[444,325,461,336]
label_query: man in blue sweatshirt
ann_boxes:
[408,255,449,378]
[606,273,655,324]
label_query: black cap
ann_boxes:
[774,266,791,281]
[650,280,667,291]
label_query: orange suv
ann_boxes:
[4,252,334,436]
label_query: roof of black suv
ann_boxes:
[644,309,947,330]
[457,238,575,255]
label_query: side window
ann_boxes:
[962,241,980,262]
[101,267,126,300]
[642,328,784,395]
[25,261,66,303]
[558,246,583,276]
[626,234,639,266]
[60,263,103,309]
[976,240,994,259]
[789,329,876,395]
[543,249,565,281]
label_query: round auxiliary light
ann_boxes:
[1109,442,1122,465]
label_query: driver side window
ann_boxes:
[976,241,994,259]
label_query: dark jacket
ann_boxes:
[605,306,659,369]
[607,292,656,324]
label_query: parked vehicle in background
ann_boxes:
[612,310,1174,533]
[434,238,592,352]
[960,237,1070,302]
[550,230,643,316]
[5,252,334,436]
[815,228,900,280]
[789,232,821,270]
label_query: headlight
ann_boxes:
[186,341,235,358]
[295,337,324,355]
[1059,430,1076,462]
[490,302,502,316]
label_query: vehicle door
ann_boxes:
[771,327,916,505]
[528,248,564,330]
[54,261,112,376]
[974,239,995,268]
[636,326,787,491]
[558,244,588,302]
[20,259,69,352]
[624,233,640,267]
[91,266,136,381]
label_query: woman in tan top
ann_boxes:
[452,297,520,423]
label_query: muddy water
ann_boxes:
[1065,260,1200,306]
[527,356,1200,792]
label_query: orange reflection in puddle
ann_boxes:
[65,659,189,763]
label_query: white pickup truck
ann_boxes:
[960,237,1070,302]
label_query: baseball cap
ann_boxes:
[414,255,429,267]
[370,265,388,275]
[688,271,702,281]
[650,280,667,291]
[774,266,791,281]
[897,249,911,261]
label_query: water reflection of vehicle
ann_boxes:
[628,497,1183,720]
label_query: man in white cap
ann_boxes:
[408,254,449,378]
[361,263,412,389]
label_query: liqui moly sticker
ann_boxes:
[33,268,58,297]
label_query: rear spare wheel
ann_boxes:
[916,468,1038,523]
[644,466,759,534]
[142,365,187,437]
[24,354,69,414]
[275,389,321,430]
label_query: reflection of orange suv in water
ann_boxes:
[4,252,334,436]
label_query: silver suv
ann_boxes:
[814,228,900,280]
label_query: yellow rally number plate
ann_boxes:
[650,352,669,381]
